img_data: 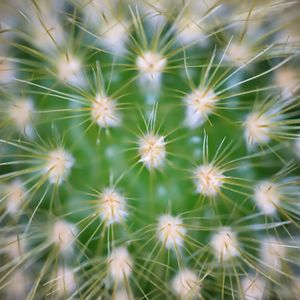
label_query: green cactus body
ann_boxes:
[0,0,300,299]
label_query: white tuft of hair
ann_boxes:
[139,134,166,169]
[91,94,121,128]
[44,148,74,185]
[171,269,200,299]
[98,188,127,225]
[108,246,133,282]
[157,214,186,250]
[211,227,239,262]
[194,164,224,197]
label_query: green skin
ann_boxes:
[0,1,300,299]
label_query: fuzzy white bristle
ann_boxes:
[99,188,127,225]
[4,180,26,215]
[138,134,166,169]
[99,19,129,55]
[176,16,205,45]
[0,56,16,84]
[0,2,19,43]
[108,246,133,282]
[211,227,239,262]
[5,270,28,300]
[171,269,200,299]
[136,51,167,87]
[31,17,64,52]
[50,220,76,252]
[275,67,299,98]
[91,94,120,128]
[8,99,34,136]
[57,54,85,86]
[241,275,266,300]
[4,235,24,260]
[44,148,74,185]
[184,88,217,128]
[254,181,280,215]
[277,24,300,49]
[140,0,167,27]
[227,42,252,66]
[194,164,224,197]
[157,214,186,249]
[55,267,76,296]
[79,0,114,26]
[190,0,219,11]
[115,289,130,300]
[244,112,272,147]
[260,237,286,271]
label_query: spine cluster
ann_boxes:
[0,0,300,299]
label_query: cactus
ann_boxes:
[0,0,300,299]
